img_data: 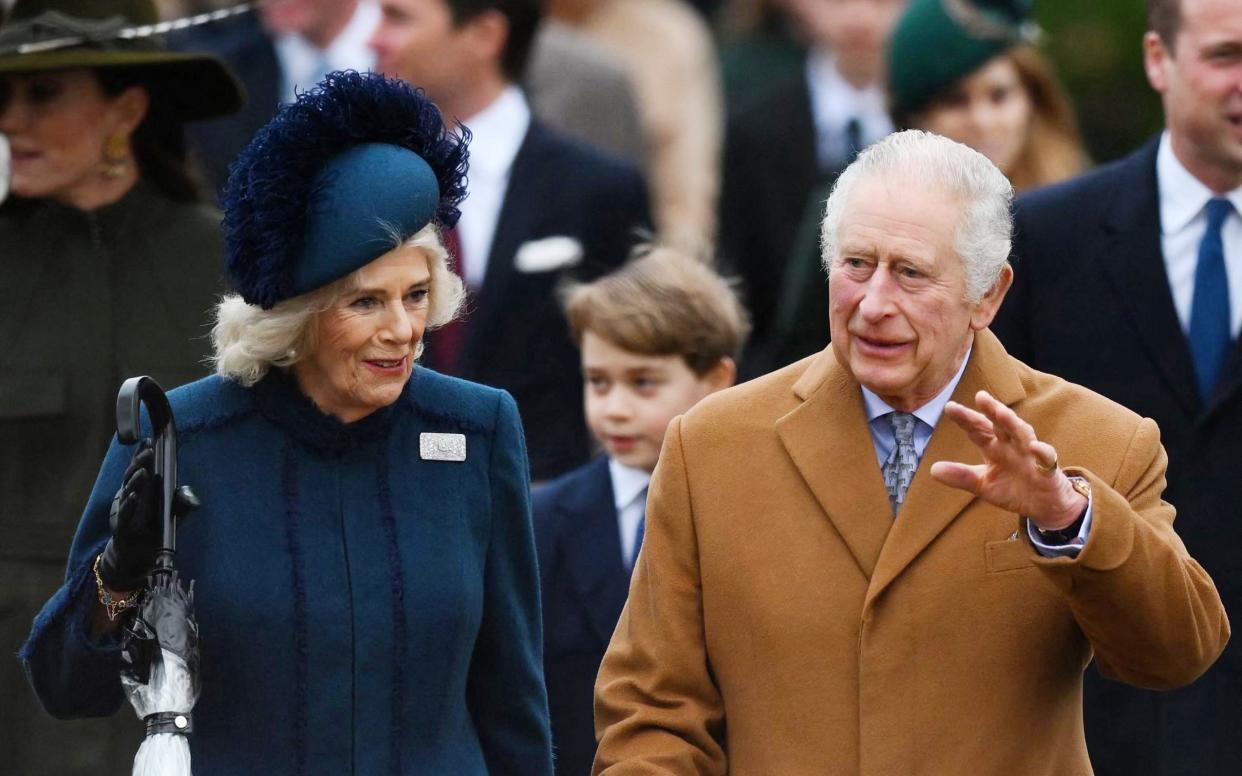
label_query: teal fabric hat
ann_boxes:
[887,0,1037,121]
[0,0,243,121]
[222,71,469,309]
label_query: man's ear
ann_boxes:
[970,263,1013,331]
[466,9,509,67]
[1143,31,1172,94]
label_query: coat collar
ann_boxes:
[1095,138,1204,418]
[557,457,631,646]
[778,330,1024,603]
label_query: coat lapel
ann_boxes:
[1206,338,1242,419]
[1096,140,1201,418]
[560,457,631,647]
[776,349,894,579]
[460,122,546,375]
[864,331,1025,608]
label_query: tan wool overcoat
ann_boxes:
[593,330,1229,775]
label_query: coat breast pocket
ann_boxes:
[985,536,1037,573]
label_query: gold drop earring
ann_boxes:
[102,134,130,179]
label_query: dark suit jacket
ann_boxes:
[718,69,818,366]
[992,137,1242,776]
[169,11,282,198]
[533,457,631,776]
[446,121,650,481]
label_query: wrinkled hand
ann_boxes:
[929,390,1086,530]
[98,440,199,592]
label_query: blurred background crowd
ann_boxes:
[1,0,1235,773]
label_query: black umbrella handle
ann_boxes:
[116,376,178,572]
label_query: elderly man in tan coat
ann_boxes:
[592,130,1230,775]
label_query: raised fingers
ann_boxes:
[929,460,985,495]
[974,390,1037,449]
[942,400,996,446]
[1028,439,1059,475]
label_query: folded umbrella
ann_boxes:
[115,376,200,776]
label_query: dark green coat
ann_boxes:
[0,183,225,774]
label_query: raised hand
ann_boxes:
[929,390,1087,530]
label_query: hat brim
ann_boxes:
[0,48,243,122]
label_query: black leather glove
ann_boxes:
[98,440,200,591]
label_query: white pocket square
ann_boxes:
[514,236,584,273]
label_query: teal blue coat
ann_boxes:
[20,368,553,775]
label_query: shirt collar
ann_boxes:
[608,458,652,512]
[273,1,379,77]
[805,47,889,136]
[459,86,531,180]
[1158,130,1242,233]
[860,345,973,430]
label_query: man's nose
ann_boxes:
[857,269,898,321]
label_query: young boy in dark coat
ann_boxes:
[533,248,750,774]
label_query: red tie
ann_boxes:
[426,226,470,374]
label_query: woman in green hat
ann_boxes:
[0,4,241,771]
[887,0,1086,193]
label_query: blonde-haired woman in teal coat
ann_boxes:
[21,71,554,775]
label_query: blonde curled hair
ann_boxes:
[211,223,465,386]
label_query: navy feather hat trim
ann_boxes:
[221,71,470,308]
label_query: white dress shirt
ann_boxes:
[455,86,532,290]
[1157,131,1242,337]
[273,0,380,104]
[805,47,893,171]
[859,345,1091,555]
[609,458,651,569]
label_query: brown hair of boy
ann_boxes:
[562,247,752,375]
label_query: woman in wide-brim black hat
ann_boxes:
[0,0,241,205]
[0,7,243,770]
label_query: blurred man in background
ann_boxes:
[993,0,1242,772]
[171,0,379,194]
[372,0,650,481]
[719,0,904,377]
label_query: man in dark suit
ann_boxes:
[718,0,902,376]
[372,0,650,481]
[170,1,379,195]
[991,0,1242,772]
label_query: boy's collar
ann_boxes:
[608,457,651,511]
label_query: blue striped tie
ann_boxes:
[1189,198,1234,401]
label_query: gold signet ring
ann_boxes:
[1036,452,1059,475]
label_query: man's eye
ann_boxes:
[844,258,866,268]
[901,267,924,279]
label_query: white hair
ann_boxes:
[819,130,1014,303]
[211,222,466,386]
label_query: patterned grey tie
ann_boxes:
[882,412,918,514]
